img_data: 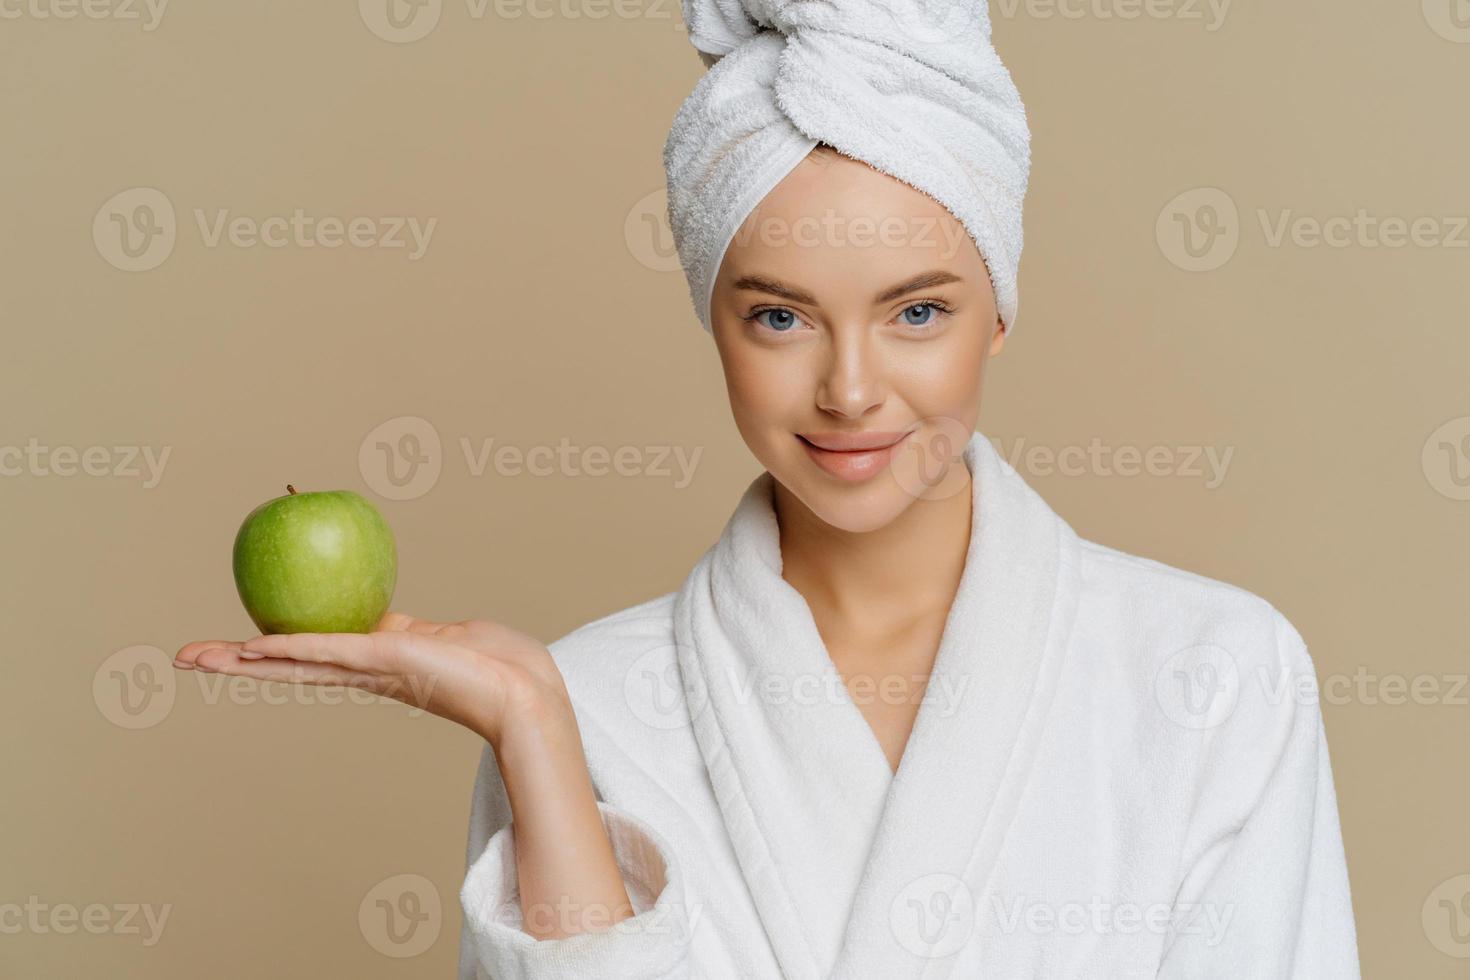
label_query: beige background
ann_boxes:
[3,1,1467,976]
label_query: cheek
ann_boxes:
[892,322,990,413]
[718,341,811,426]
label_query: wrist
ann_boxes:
[490,684,584,781]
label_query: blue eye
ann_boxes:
[756,308,799,331]
[901,303,936,326]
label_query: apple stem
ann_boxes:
[286,484,297,495]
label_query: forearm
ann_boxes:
[490,700,635,941]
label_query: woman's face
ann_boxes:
[710,147,1006,534]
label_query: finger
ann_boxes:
[175,640,243,668]
[239,629,458,674]
[191,646,385,690]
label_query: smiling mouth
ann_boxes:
[796,429,917,482]
[797,430,913,453]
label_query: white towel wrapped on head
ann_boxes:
[662,0,1032,335]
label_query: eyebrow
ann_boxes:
[732,269,964,306]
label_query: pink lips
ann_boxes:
[797,430,915,483]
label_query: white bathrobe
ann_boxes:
[456,431,1360,979]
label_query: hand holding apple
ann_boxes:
[173,614,572,745]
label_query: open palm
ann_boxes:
[173,613,569,743]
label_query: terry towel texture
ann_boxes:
[662,0,1033,335]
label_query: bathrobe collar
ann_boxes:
[672,430,1082,979]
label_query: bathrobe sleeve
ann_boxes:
[456,742,693,980]
[1156,611,1360,979]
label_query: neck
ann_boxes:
[773,472,974,635]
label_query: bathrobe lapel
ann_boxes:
[672,431,1081,980]
[672,464,895,980]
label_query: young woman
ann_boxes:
[175,1,1360,977]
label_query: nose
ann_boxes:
[814,327,886,420]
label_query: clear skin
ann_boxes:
[173,145,1005,940]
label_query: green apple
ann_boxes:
[232,485,397,634]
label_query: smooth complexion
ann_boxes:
[711,144,1005,769]
[172,143,1005,939]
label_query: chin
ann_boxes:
[768,450,921,534]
